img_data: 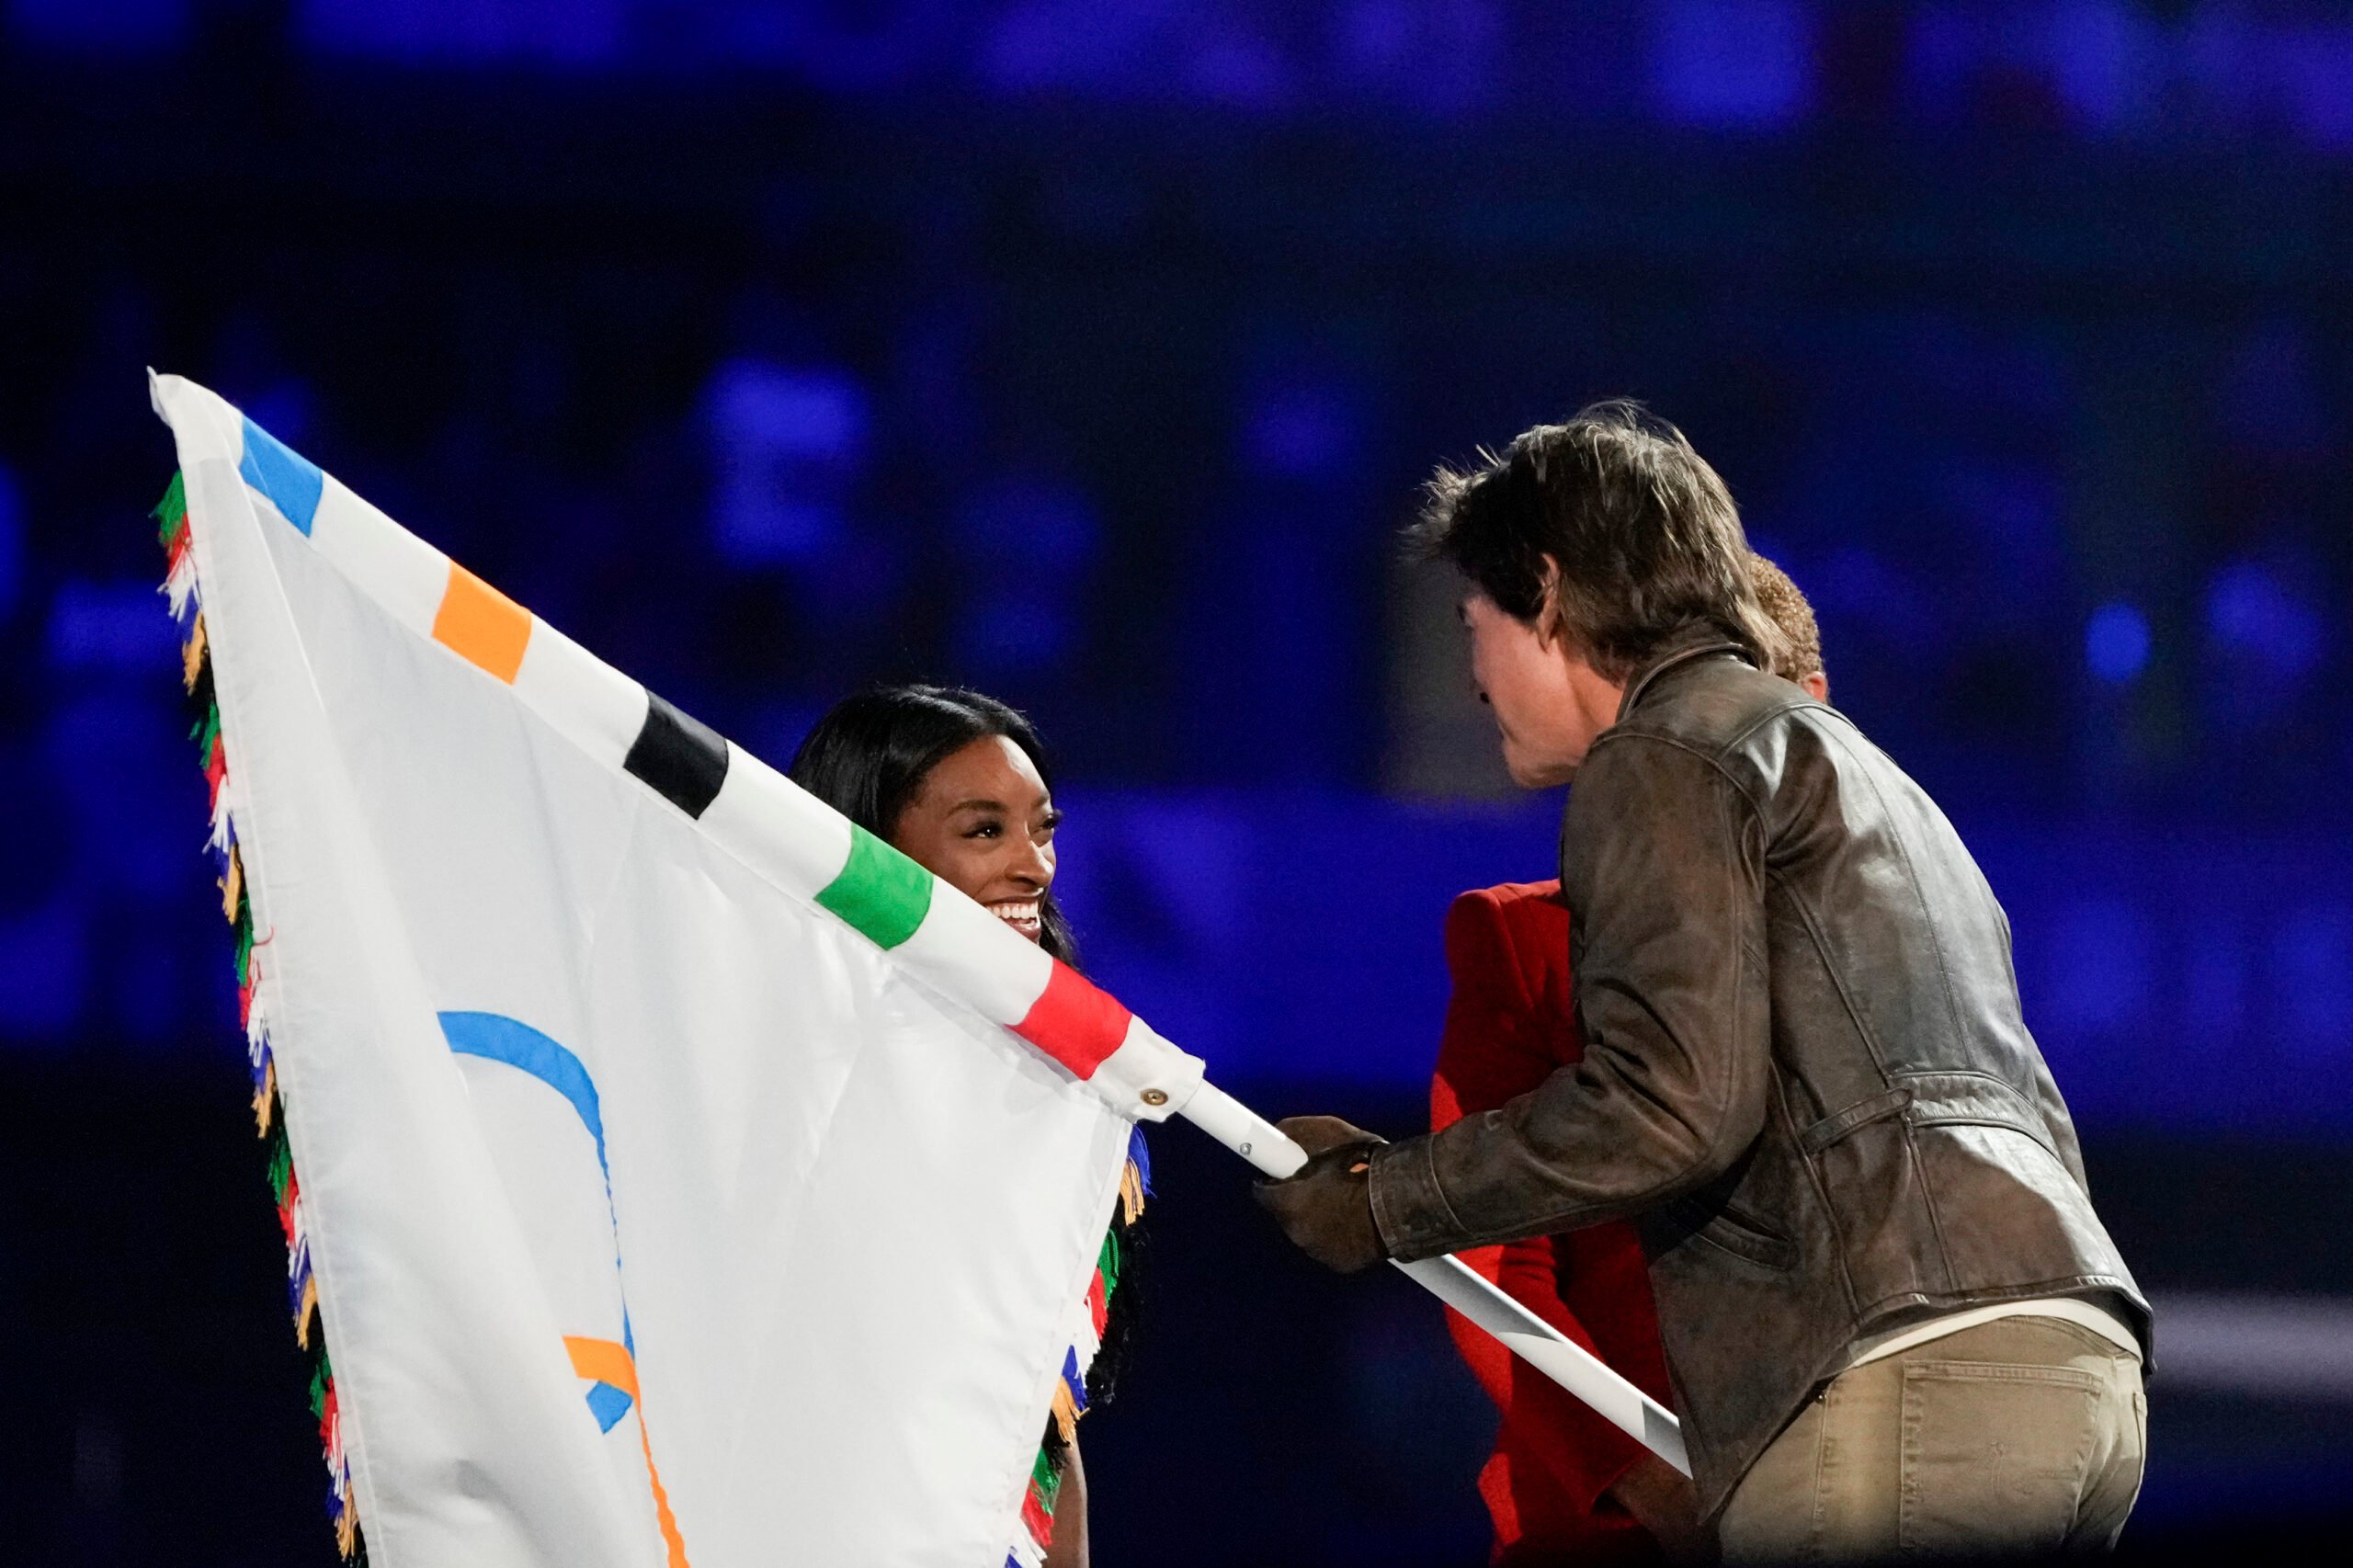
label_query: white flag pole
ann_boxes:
[1178,1080,1690,1477]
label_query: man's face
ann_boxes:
[1461,590,1621,788]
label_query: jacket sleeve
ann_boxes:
[1373,733,1773,1260]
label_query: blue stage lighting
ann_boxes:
[2086,602,2151,685]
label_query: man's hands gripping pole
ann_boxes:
[1251,1110,1710,1562]
[1252,1115,1389,1274]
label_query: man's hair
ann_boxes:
[1749,551,1825,690]
[1414,401,1787,682]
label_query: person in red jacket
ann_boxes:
[1432,556,1827,1566]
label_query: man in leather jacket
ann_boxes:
[1257,403,2149,1559]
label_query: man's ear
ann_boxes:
[1533,557,1565,650]
[1801,671,1830,702]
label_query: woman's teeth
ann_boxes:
[987,901,1041,933]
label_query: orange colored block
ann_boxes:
[432,561,532,683]
[564,1335,640,1396]
[563,1335,689,1565]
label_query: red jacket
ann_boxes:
[1429,881,1677,1566]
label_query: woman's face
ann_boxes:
[889,734,1060,943]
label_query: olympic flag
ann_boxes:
[152,373,1185,1568]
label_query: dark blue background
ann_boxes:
[2,2,2349,1562]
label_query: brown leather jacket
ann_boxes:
[1367,631,2148,1518]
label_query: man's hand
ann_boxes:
[1608,1452,1712,1566]
[1253,1116,1388,1273]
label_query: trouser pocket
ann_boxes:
[1897,1359,2103,1556]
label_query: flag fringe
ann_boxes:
[158,472,367,1563]
[1018,1122,1153,1554]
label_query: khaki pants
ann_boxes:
[1718,1317,2146,1562]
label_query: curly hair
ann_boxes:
[1749,551,1824,690]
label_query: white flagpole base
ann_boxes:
[1392,1254,1688,1475]
[1176,1079,1691,1477]
[1176,1079,1309,1178]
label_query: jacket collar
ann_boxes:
[1614,626,1750,722]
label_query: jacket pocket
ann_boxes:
[1665,1195,1800,1271]
[1800,1086,1913,1154]
[1901,1072,2061,1160]
[1801,1075,2059,1157]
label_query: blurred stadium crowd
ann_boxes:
[6,3,2351,1104]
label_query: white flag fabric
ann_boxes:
[150,373,1201,1568]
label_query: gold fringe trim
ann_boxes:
[179,607,208,687]
[221,845,244,923]
[183,611,208,693]
[1119,1162,1146,1227]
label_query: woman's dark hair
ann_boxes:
[788,684,1080,968]
[1413,400,1788,682]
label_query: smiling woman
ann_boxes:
[888,732,1062,945]
[787,685,1126,1568]
[789,686,1080,960]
